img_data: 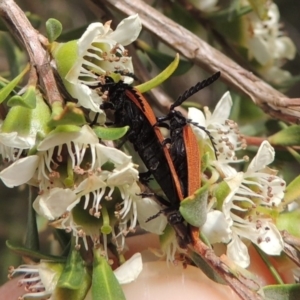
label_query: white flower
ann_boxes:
[1,123,142,254]
[246,4,296,65]
[33,188,77,220]
[0,155,39,187]
[9,253,142,299]
[201,210,231,244]
[135,195,168,235]
[201,141,285,267]
[188,91,246,177]
[114,252,143,284]
[242,3,296,84]
[0,130,33,162]
[65,14,142,112]
[8,262,64,299]
[242,140,286,207]
[0,116,36,162]
[25,124,141,253]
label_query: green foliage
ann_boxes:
[215,181,231,211]
[135,51,181,92]
[93,126,129,140]
[2,92,51,137]
[284,174,300,205]
[268,125,300,146]
[7,85,36,108]
[48,102,86,128]
[46,18,63,43]
[276,210,300,237]
[263,284,300,300]
[0,65,29,104]
[179,185,208,227]
[57,247,86,289]
[92,249,126,300]
[6,240,66,262]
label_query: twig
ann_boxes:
[190,227,263,300]
[95,0,300,124]
[0,0,63,106]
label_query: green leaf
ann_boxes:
[268,125,300,146]
[7,85,36,108]
[51,40,78,80]
[49,124,82,135]
[6,240,66,262]
[54,266,91,300]
[25,187,39,251]
[284,174,300,205]
[179,185,208,227]
[53,286,90,300]
[136,40,192,77]
[92,249,126,300]
[215,181,231,210]
[263,284,300,300]
[58,248,85,289]
[46,18,63,43]
[0,64,29,104]
[135,51,181,93]
[48,102,86,128]
[190,251,224,284]
[2,92,51,137]
[276,210,300,238]
[93,126,129,140]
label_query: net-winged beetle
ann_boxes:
[157,72,220,197]
[98,78,190,246]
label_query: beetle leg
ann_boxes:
[89,112,99,127]
[162,138,171,147]
[139,171,152,184]
[189,121,218,159]
[100,101,115,110]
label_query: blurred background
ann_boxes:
[0,0,299,285]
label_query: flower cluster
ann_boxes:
[0,121,149,261]
[242,1,296,85]
[188,92,285,268]
[190,0,296,85]
[0,8,293,300]
[52,14,142,113]
[0,15,148,298]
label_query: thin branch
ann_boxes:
[0,0,63,106]
[190,227,263,300]
[95,0,300,124]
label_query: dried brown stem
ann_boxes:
[94,0,300,124]
[190,227,263,300]
[0,0,63,106]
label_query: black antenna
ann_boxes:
[171,71,221,110]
